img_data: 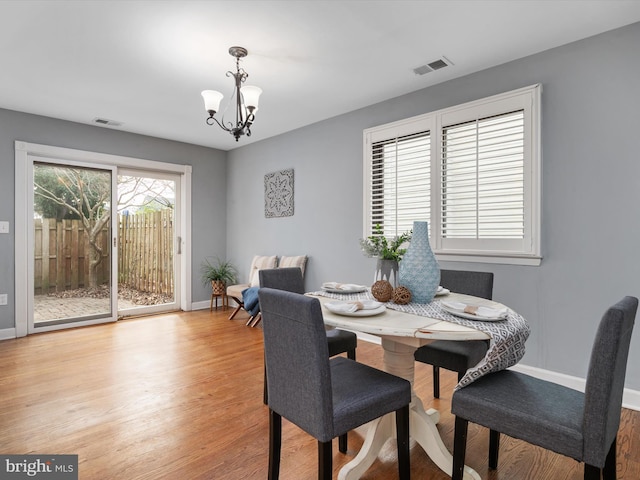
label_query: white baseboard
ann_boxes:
[190,300,210,311]
[192,298,240,312]
[0,328,16,340]
[191,300,240,312]
[510,363,640,412]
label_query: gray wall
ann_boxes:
[226,22,640,389]
[0,108,227,330]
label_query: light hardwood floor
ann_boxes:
[1,308,639,479]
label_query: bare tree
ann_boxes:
[117,175,174,214]
[34,165,111,288]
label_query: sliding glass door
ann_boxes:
[116,169,181,317]
[32,160,117,328]
[15,141,192,337]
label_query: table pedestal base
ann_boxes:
[337,339,480,480]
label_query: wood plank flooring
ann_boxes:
[1,308,639,479]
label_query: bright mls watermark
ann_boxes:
[1,455,78,479]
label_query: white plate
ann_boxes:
[324,304,387,317]
[440,302,507,322]
[435,287,450,296]
[321,285,367,294]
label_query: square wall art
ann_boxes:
[264,168,294,218]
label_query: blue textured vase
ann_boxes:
[398,221,440,304]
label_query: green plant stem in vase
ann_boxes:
[360,224,412,288]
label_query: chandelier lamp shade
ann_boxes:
[201,46,262,141]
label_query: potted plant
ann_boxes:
[200,257,238,296]
[359,224,412,287]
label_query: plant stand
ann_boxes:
[210,292,228,311]
[210,281,229,311]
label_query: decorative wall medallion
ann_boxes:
[264,169,294,218]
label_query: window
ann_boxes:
[370,131,431,237]
[363,85,541,265]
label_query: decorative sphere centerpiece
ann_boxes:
[398,221,440,303]
[371,280,394,302]
[393,286,412,305]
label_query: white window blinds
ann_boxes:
[370,131,430,237]
[441,110,525,239]
[363,84,541,265]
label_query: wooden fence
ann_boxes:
[33,210,174,296]
[118,209,174,296]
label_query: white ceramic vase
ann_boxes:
[374,259,399,288]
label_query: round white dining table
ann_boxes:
[310,292,502,480]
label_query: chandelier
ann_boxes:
[201,46,262,142]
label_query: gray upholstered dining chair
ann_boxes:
[259,268,357,361]
[413,270,494,398]
[259,288,411,480]
[450,296,638,480]
[258,267,358,453]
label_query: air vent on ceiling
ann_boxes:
[92,117,123,127]
[413,56,454,76]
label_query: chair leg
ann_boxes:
[263,362,268,405]
[318,441,332,480]
[229,304,242,319]
[268,409,282,480]
[338,433,347,453]
[395,405,410,480]
[452,416,469,480]
[228,301,243,320]
[584,464,601,480]
[433,365,440,398]
[489,429,500,469]
[339,348,353,453]
[603,437,617,480]
[249,312,262,327]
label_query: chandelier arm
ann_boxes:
[216,102,250,133]
[205,115,232,133]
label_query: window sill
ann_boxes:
[434,252,542,266]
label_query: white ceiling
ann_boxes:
[2,1,640,152]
